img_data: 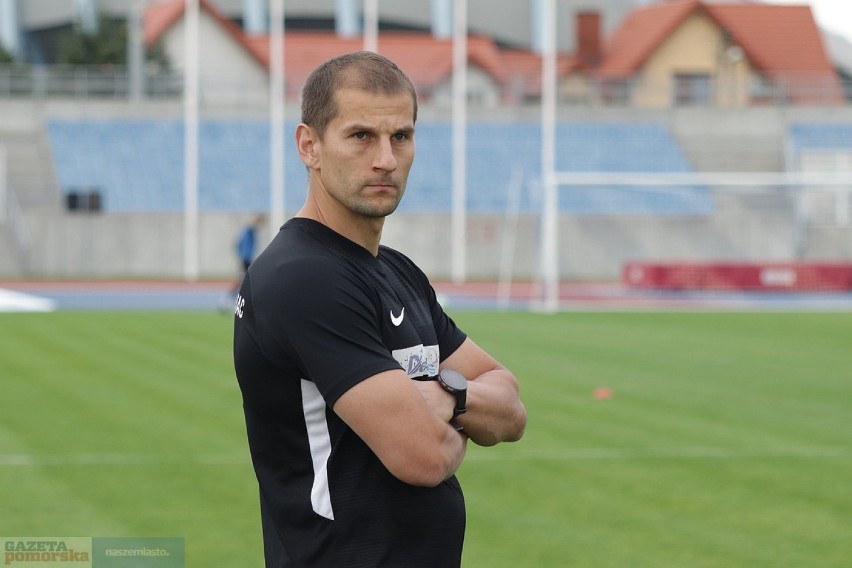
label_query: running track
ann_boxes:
[2,280,852,312]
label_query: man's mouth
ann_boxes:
[365,181,397,190]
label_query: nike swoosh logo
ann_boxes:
[390,307,405,327]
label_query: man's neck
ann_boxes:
[297,203,384,256]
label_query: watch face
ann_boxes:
[439,369,467,391]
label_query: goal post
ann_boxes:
[550,171,852,188]
[539,171,852,312]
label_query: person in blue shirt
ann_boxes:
[225,213,266,305]
[237,214,265,272]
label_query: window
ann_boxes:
[601,78,632,105]
[673,73,711,106]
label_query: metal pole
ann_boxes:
[270,0,286,232]
[128,0,145,101]
[450,0,467,283]
[363,0,378,53]
[540,0,558,312]
[183,0,200,281]
[0,146,6,220]
[0,0,21,59]
[551,171,852,187]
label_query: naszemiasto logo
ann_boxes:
[3,539,89,565]
[391,344,439,378]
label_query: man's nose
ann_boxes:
[373,138,398,172]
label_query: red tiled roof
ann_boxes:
[598,0,699,77]
[243,32,511,93]
[143,0,184,46]
[145,0,843,104]
[600,0,837,78]
[708,3,843,103]
[705,4,833,74]
[145,0,517,93]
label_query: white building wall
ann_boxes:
[430,65,501,107]
[164,10,269,103]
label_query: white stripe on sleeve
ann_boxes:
[300,379,335,520]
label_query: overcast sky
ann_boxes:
[767,0,852,45]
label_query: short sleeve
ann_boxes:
[252,257,404,407]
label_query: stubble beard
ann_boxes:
[345,180,406,219]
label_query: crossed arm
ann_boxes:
[439,337,527,446]
[333,338,527,487]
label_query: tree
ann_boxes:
[0,44,14,64]
[58,16,127,65]
[56,13,170,69]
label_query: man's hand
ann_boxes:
[411,378,455,423]
[440,338,527,446]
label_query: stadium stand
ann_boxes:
[48,119,707,215]
[788,123,852,151]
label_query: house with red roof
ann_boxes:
[143,0,845,107]
[144,0,512,105]
[145,0,270,103]
[596,0,844,106]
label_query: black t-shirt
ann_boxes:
[233,218,468,567]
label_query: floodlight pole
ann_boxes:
[0,146,6,220]
[127,0,145,101]
[363,0,378,53]
[451,0,467,283]
[270,0,286,232]
[540,0,558,312]
[183,0,200,281]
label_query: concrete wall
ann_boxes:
[164,11,270,105]
[15,199,846,282]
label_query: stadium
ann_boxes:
[1,1,851,567]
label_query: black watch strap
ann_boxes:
[438,369,467,417]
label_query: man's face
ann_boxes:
[311,88,415,219]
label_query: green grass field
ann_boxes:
[1,310,851,567]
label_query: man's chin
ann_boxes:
[360,202,400,218]
[353,193,403,218]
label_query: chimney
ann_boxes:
[576,11,602,67]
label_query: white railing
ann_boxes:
[0,65,182,99]
[1,64,850,108]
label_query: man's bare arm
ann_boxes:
[333,369,468,487]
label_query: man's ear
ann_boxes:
[295,124,320,169]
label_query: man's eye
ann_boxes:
[393,132,407,141]
[353,132,368,140]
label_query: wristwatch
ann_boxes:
[437,369,468,418]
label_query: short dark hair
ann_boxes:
[300,51,418,138]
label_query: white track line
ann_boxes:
[1,447,850,467]
[0,453,249,466]
[468,446,852,461]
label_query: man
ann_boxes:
[226,213,266,303]
[233,51,526,567]
[236,213,265,276]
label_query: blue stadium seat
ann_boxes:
[789,124,852,151]
[48,119,708,215]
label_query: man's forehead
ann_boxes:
[331,88,415,125]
